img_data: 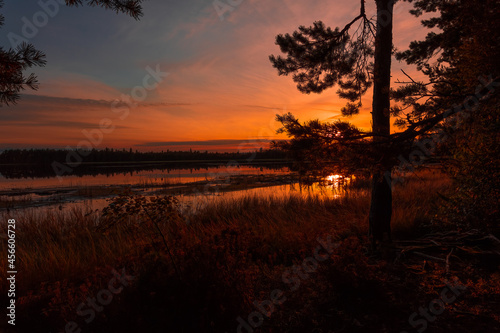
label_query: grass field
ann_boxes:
[1,168,498,333]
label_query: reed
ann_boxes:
[0,169,455,332]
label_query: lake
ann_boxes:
[0,161,352,214]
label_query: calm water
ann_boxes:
[0,162,352,214]
[0,164,288,190]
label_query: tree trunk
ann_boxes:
[369,0,394,245]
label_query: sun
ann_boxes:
[326,174,342,183]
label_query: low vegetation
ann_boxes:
[1,169,498,332]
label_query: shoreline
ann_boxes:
[0,173,301,211]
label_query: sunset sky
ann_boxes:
[0,0,428,152]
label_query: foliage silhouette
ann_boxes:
[0,0,143,106]
[270,0,499,244]
[101,191,183,280]
[270,0,396,245]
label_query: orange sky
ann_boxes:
[0,0,432,152]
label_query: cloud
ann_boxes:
[138,138,272,147]
[29,71,124,100]
[7,120,130,130]
[135,138,273,152]
[0,0,427,150]
[19,94,115,107]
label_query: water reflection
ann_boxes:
[326,174,342,183]
[0,170,360,214]
[0,164,290,191]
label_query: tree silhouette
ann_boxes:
[396,0,499,230]
[0,0,143,106]
[270,0,396,245]
[271,0,500,245]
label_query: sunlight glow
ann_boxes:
[326,174,342,183]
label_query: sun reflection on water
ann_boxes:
[326,174,342,183]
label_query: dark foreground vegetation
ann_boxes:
[1,169,499,333]
[0,0,498,331]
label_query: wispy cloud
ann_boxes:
[138,139,272,147]
[0,0,426,150]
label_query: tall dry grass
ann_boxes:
[0,168,452,332]
[0,169,451,289]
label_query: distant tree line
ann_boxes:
[0,148,288,165]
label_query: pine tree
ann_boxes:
[270,0,500,244]
[270,0,396,245]
[396,0,500,230]
[0,0,143,106]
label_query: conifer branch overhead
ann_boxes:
[0,0,144,106]
[63,0,144,20]
[269,0,375,115]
